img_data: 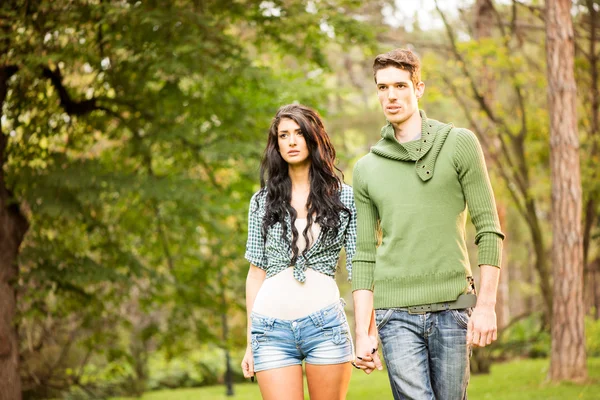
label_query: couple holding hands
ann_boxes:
[241,48,504,400]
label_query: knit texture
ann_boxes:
[351,110,504,309]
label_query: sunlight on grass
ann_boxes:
[112,357,600,400]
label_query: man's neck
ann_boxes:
[392,111,422,144]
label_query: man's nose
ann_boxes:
[388,87,398,100]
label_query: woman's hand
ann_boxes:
[241,344,255,379]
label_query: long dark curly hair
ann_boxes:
[257,104,349,265]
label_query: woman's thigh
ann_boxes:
[256,365,304,400]
[305,362,352,400]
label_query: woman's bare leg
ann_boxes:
[256,365,304,400]
[305,362,352,400]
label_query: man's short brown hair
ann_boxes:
[373,48,421,88]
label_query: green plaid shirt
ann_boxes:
[244,184,356,282]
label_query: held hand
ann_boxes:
[241,345,255,379]
[467,305,498,348]
[354,333,383,374]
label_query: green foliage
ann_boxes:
[2,0,376,397]
[110,358,600,400]
[586,314,600,357]
[495,314,550,359]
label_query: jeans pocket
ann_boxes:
[450,309,469,329]
[251,333,266,351]
[325,326,349,345]
[376,309,394,331]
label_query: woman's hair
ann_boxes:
[258,104,349,265]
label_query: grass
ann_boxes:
[113,357,600,400]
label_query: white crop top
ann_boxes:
[252,218,340,320]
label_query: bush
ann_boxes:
[586,314,600,357]
[495,313,550,359]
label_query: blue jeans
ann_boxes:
[376,308,471,400]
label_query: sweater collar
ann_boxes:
[371,110,453,182]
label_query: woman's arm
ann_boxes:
[242,264,266,379]
[245,264,266,343]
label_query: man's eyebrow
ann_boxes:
[377,81,410,86]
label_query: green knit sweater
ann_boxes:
[351,110,505,309]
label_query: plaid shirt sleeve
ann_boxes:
[342,185,357,281]
[244,191,268,269]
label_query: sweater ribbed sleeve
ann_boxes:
[351,161,378,291]
[454,129,505,267]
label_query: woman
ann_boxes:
[241,104,357,400]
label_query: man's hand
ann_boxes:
[354,332,383,374]
[466,304,497,347]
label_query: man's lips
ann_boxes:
[386,105,402,112]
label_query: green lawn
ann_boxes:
[113,357,600,400]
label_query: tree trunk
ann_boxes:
[529,211,552,324]
[545,0,588,382]
[219,270,234,396]
[0,67,27,400]
[473,0,510,330]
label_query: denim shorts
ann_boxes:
[250,299,354,372]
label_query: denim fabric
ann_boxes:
[376,308,472,400]
[251,299,353,372]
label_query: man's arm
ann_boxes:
[353,290,382,372]
[351,163,383,372]
[467,265,499,347]
[454,129,505,348]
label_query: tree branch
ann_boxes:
[434,1,504,127]
[441,74,528,219]
[42,66,103,116]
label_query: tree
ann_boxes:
[1,0,374,397]
[545,0,587,382]
[574,0,600,319]
[432,0,554,322]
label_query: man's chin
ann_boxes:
[386,114,407,124]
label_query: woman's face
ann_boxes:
[277,118,310,167]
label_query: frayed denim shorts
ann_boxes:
[250,299,354,372]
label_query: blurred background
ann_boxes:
[1,0,599,399]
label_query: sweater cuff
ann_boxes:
[477,234,503,268]
[351,261,375,291]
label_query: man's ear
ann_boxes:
[415,81,425,100]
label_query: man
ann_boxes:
[352,48,504,399]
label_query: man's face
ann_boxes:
[375,67,424,126]
[277,118,310,167]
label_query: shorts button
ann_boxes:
[292,321,297,328]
